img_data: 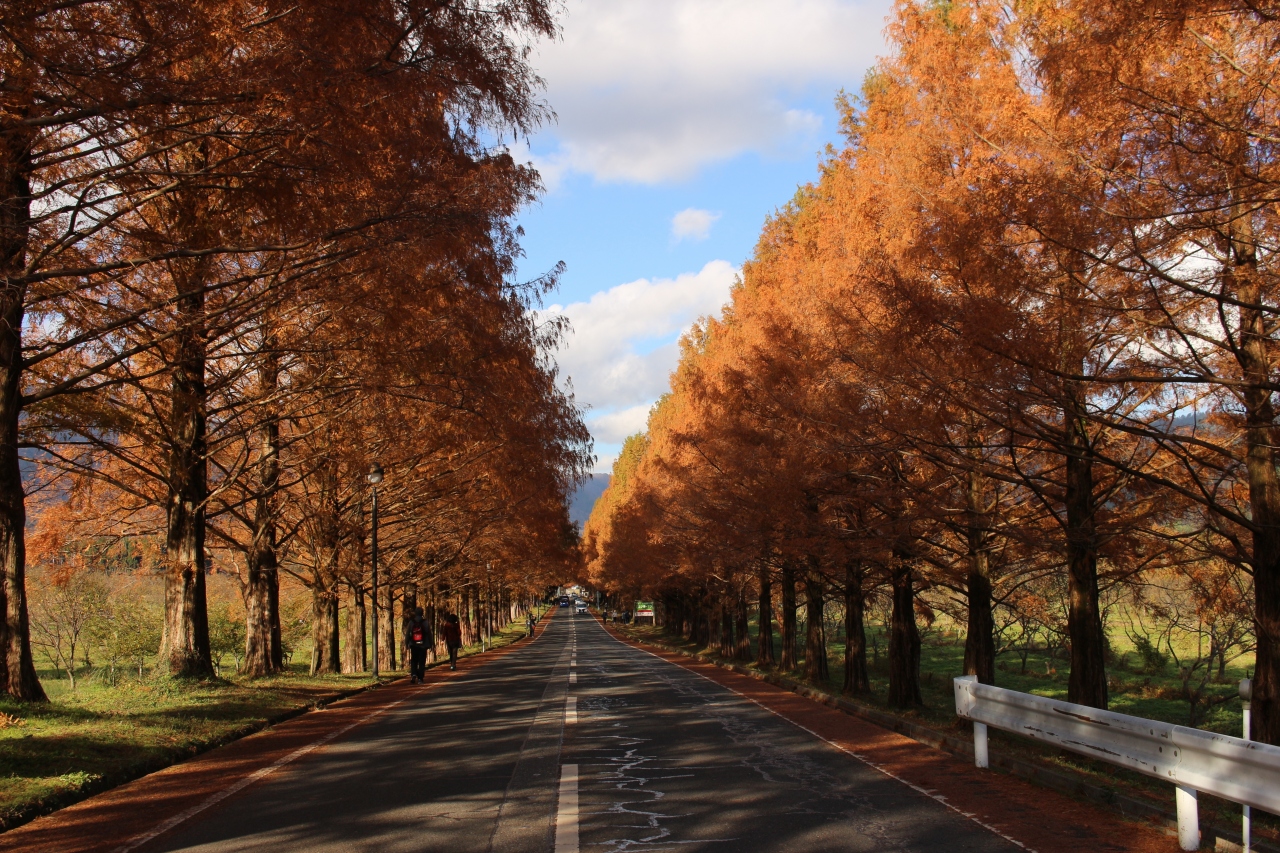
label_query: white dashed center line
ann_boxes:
[554,764,579,853]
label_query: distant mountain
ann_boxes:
[569,473,610,529]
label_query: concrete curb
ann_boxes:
[620,629,1274,853]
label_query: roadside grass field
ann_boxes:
[0,612,539,832]
[0,666,378,831]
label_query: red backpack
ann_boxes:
[409,619,428,646]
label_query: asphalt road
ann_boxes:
[151,609,1023,852]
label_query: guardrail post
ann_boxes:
[973,721,989,769]
[1175,785,1199,851]
[1242,677,1252,853]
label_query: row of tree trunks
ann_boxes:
[734,586,752,661]
[650,553,934,704]
[780,562,797,670]
[756,562,775,666]
[717,596,734,658]
[303,577,541,675]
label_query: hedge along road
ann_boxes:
[18,608,1174,852]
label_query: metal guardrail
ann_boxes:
[954,675,1280,852]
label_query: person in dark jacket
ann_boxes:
[441,613,463,670]
[406,607,432,684]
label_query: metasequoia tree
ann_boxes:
[0,0,241,699]
[584,0,1269,734]
[14,0,582,687]
[1010,0,1280,740]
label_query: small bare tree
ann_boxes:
[29,571,108,690]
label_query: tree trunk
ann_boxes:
[1229,193,1280,743]
[888,557,922,708]
[243,347,281,677]
[756,562,775,666]
[159,193,214,679]
[460,586,474,646]
[803,562,828,684]
[0,137,44,701]
[734,586,752,661]
[719,594,734,658]
[964,468,996,685]
[403,583,420,663]
[780,562,797,671]
[378,582,395,671]
[310,582,340,674]
[843,561,869,695]
[341,585,366,673]
[243,543,277,677]
[269,568,282,670]
[964,558,996,685]
[692,590,710,647]
[1064,395,1107,709]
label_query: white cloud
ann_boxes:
[531,0,891,184]
[543,260,737,411]
[671,208,721,242]
[589,404,655,444]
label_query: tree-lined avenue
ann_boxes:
[0,609,1169,852]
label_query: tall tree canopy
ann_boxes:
[585,0,1278,741]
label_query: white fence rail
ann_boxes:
[953,675,1280,851]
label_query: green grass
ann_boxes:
[0,666,378,830]
[0,609,543,831]
[741,620,1251,735]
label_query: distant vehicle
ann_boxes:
[558,596,570,607]
[575,602,588,614]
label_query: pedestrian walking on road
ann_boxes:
[442,613,462,670]
[407,607,432,684]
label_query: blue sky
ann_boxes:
[515,0,894,471]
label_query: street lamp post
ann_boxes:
[367,462,384,679]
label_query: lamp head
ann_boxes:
[367,462,384,485]
[1240,677,1253,703]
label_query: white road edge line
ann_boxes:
[598,623,1035,853]
[565,695,577,724]
[554,764,580,853]
[112,695,412,853]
